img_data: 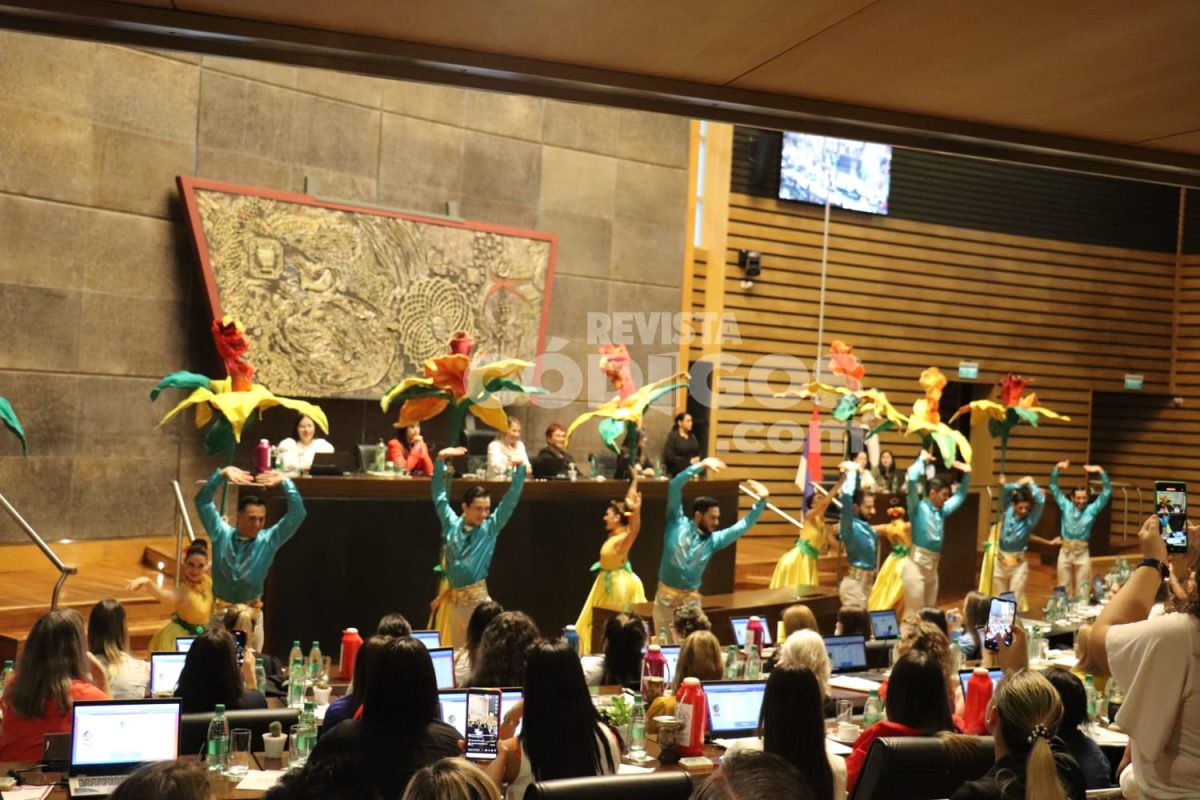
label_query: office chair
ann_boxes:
[524,772,693,800]
[849,735,994,800]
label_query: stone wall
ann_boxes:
[0,30,690,542]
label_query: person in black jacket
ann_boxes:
[1040,667,1113,789]
[661,412,701,477]
[531,423,575,479]
[951,668,1086,800]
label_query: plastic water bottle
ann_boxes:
[723,645,740,680]
[744,644,762,680]
[288,640,303,666]
[254,656,267,692]
[563,625,580,656]
[627,695,650,762]
[308,641,323,682]
[862,689,883,728]
[374,439,386,472]
[1084,674,1098,724]
[658,626,669,646]
[300,701,317,753]
[1027,626,1042,664]
[206,704,230,772]
[287,658,306,709]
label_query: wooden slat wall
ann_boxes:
[702,193,1179,539]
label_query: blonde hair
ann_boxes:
[776,631,831,697]
[401,758,499,800]
[782,604,818,636]
[221,605,256,635]
[674,631,724,691]
[991,669,1068,800]
[899,620,954,706]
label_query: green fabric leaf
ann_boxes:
[641,381,689,409]
[832,394,859,422]
[866,420,894,439]
[150,371,213,401]
[1011,406,1039,426]
[204,416,237,458]
[0,397,28,455]
[597,417,627,453]
[389,384,452,404]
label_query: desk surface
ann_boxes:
[281,474,741,500]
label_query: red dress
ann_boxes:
[0,678,109,761]
[845,720,924,793]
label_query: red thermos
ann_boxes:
[676,677,708,757]
[745,616,765,653]
[339,627,363,681]
[963,667,994,735]
[256,439,270,474]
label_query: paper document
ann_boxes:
[2,787,54,800]
[829,675,881,693]
[618,763,656,774]
[235,770,288,791]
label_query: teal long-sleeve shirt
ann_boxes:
[1049,467,1112,541]
[839,471,879,571]
[657,462,766,590]
[998,481,1046,553]
[433,459,526,588]
[196,469,308,603]
[906,456,971,553]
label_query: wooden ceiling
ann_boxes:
[5,0,1200,182]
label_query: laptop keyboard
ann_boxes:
[77,776,125,788]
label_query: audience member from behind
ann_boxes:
[309,637,459,798]
[775,630,835,717]
[951,668,1085,800]
[958,590,991,661]
[402,758,499,800]
[0,609,110,760]
[647,630,724,731]
[377,612,414,638]
[920,606,950,637]
[1086,515,1200,798]
[845,650,958,792]
[455,601,503,687]
[485,641,620,800]
[1040,667,1112,789]
[724,666,845,800]
[468,611,539,688]
[266,746,382,800]
[220,604,281,682]
[175,628,265,714]
[694,750,815,800]
[109,760,213,800]
[582,613,645,686]
[322,635,392,737]
[87,599,150,700]
[835,607,871,638]
[783,603,819,636]
[897,619,957,708]
[673,604,712,640]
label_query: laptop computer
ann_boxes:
[173,636,196,653]
[704,680,767,739]
[729,616,773,648]
[824,635,871,675]
[869,610,900,640]
[310,451,354,476]
[429,646,456,689]
[958,668,1004,699]
[149,652,187,697]
[411,630,442,648]
[439,688,524,737]
[67,699,181,797]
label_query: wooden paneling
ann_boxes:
[694,191,1183,540]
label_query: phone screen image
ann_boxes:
[233,629,247,666]
[983,598,1016,652]
[464,690,501,761]
[1156,482,1189,554]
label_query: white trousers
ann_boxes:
[900,554,939,616]
[1057,542,1091,595]
[992,554,1029,608]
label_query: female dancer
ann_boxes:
[868,502,911,613]
[769,485,839,590]
[128,539,214,653]
[574,474,646,655]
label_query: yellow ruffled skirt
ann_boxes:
[769,545,819,589]
[428,576,454,648]
[575,567,646,655]
[868,551,905,611]
[148,618,201,654]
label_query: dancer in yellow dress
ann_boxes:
[575,474,646,655]
[127,540,214,653]
[868,505,911,613]
[769,484,840,590]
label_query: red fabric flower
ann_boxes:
[999,373,1030,407]
[211,318,255,391]
[448,330,474,357]
[829,340,865,391]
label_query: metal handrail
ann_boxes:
[171,480,196,585]
[0,490,78,609]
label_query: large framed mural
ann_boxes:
[177,177,557,398]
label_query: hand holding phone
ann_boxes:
[464,689,502,761]
[233,629,247,666]
[1154,481,1189,554]
[983,597,1017,652]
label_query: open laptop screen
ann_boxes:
[149,652,187,696]
[71,699,181,770]
[411,630,442,649]
[824,635,868,673]
[704,680,767,738]
[174,637,195,653]
[729,617,773,647]
[869,610,900,640]
[429,647,455,689]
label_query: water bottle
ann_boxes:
[723,645,740,680]
[744,644,762,680]
[1084,674,1098,724]
[949,639,962,673]
[300,701,317,753]
[627,695,650,762]
[254,656,267,692]
[288,640,303,666]
[256,439,270,474]
[308,641,323,682]
[374,439,386,472]
[563,625,580,656]
[862,689,883,728]
[658,626,669,646]
[589,453,599,479]
[287,657,306,709]
[206,704,230,772]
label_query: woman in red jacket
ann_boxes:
[387,422,434,476]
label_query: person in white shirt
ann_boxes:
[485,418,530,480]
[86,599,150,700]
[1087,515,1200,800]
[276,414,334,474]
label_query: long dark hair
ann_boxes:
[522,641,618,782]
[836,607,870,638]
[963,591,991,654]
[885,651,956,734]
[760,667,833,800]
[468,611,539,688]
[601,613,645,686]
[346,635,392,712]
[8,609,91,718]
[87,599,130,670]
[176,628,247,713]
[465,601,503,666]
[361,637,439,750]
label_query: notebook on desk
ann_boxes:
[67,699,181,797]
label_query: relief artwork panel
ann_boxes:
[178,177,557,398]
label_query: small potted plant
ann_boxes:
[603,694,632,747]
[263,720,287,760]
[313,677,332,706]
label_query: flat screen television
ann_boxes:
[778,132,893,215]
